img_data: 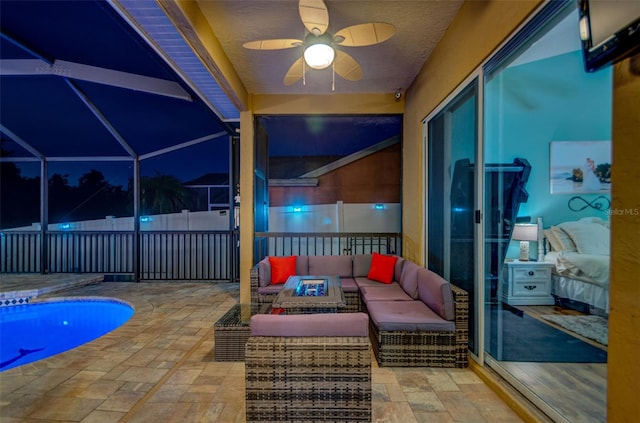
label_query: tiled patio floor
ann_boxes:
[0,278,524,422]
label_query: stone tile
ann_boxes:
[384,382,408,402]
[426,372,460,392]
[413,411,456,423]
[115,366,169,384]
[406,391,447,412]
[166,369,202,385]
[80,409,126,423]
[373,383,390,401]
[448,368,484,384]
[372,401,418,423]
[27,396,104,421]
[97,390,146,413]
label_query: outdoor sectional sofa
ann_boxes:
[249,253,469,367]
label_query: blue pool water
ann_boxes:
[0,298,134,371]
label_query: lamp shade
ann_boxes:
[512,224,538,241]
[303,43,335,69]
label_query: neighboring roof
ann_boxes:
[269,156,343,179]
[269,135,400,186]
[184,173,230,186]
[0,0,237,164]
[300,135,400,178]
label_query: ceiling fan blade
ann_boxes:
[333,50,363,81]
[284,56,306,85]
[243,39,303,50]
[299,0,329,35]
[334,22,396,47]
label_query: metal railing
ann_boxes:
[0,230,239,282]
[254,232,402,259]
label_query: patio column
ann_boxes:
[239,108,254,303]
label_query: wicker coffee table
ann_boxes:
[214,303,270,361]
[272,275,346,314]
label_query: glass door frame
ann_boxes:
[422,69,485,364]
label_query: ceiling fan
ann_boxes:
[242,0,395,87]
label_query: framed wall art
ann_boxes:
[549,141,611,194]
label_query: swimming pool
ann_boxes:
[0,298,134,371]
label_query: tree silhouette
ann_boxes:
[139,173,192,215]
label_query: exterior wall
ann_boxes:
[269,143,401,207]
[608,56,640,421]
[403,0,541,265]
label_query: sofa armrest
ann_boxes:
[250,263,260,305]
[450,284,469,334]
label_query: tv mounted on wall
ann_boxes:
[578,0,640,72]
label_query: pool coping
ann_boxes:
[0,275,104,307]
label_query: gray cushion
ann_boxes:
[393,255,405,282]
[295,255,310,276]
[417,268,455,321]
[258,257,271,287]
[399,260,420,299]
[367,300,455,332]
[340,277,359,293]
[308,255,353,277]
[359,284,413,304]
[355,277,401,289]
[353,254,373,277]
[251,312,369,337]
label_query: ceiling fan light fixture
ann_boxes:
[304,43,335,69]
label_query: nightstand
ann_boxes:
[500,261,554,306]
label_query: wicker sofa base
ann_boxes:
[370,321,468,368]
[245,336,371,422]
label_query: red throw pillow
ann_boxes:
[269,256,297,284]
[367,252,397,284]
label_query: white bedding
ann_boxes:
[545,251,609,287]
[541,217,610,314]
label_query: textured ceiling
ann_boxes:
[196,0,463,95]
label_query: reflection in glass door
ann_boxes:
[426,80,479,355]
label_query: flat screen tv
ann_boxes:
[578,0,640,72]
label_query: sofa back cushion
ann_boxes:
[251,312,369,337]
[417,268,455,321]
[308,255,353,277]
[399,260,420,299]
[393,255,405,282]
[353,254,372,277]
[296,255,310,276]
[258,257,271,287]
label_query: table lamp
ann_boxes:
[512,223,538,261]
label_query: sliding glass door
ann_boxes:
[426,80,479,355]
[426,1,612,420]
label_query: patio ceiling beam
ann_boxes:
[45,157,135,162]
[109,0,239,122]
[0,124,45,159]
[0,59,192,101]
[64,78,138,159]
[139,131,227,160]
